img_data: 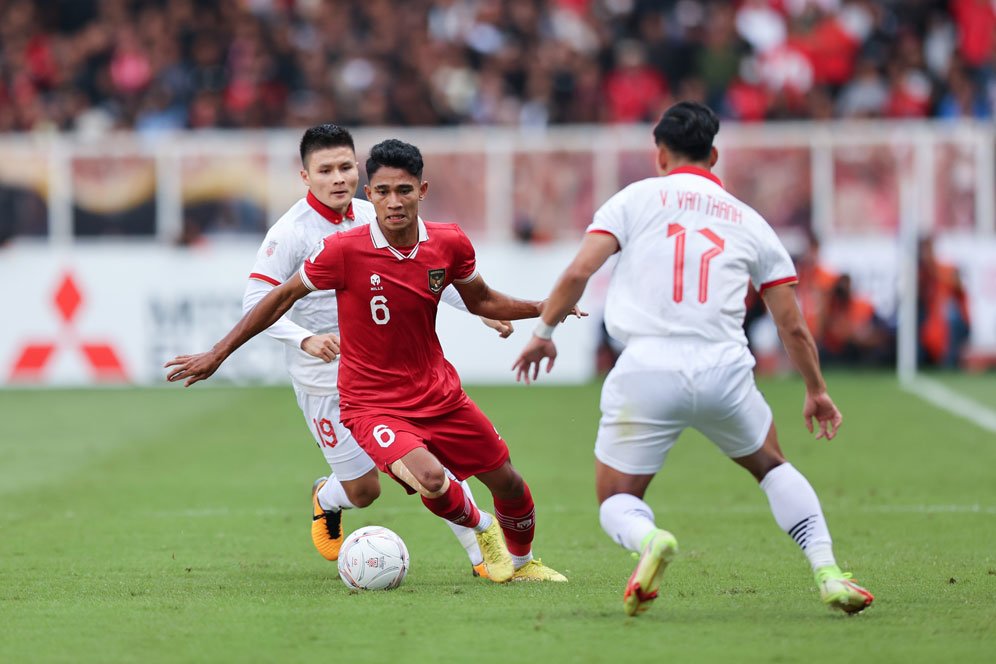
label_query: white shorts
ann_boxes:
[294,389,376,481]
[594,357,772,475]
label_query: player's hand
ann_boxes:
[480,317,514,338]
[301,333,340,362]
[164,351,224,387]
[512,336,557,384]
[537,300,588,323]
[804,391,842,440]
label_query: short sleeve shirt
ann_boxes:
[247,194,371,393]
[587,166,796,358]
[300,220,477,418]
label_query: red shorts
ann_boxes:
[341,399,510,486]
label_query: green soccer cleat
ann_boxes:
[511,559,568,582]
[623,529,678,617]
[815,565,874,614]
[475,516,514,583]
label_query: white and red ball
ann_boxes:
[337,526,410,590]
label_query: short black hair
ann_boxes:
[366,139,424,181]
[652,102,720,162]
[299,123,355,167]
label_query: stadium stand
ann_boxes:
[1,0,993,132]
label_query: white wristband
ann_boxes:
[533,321,556,340]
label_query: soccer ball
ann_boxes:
[337,526,410,590]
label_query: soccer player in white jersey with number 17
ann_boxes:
[243,124,508,577]
[513,102,874,616]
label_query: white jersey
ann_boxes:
[245,193,469,395]
[587,166,797,369]
[246,193,370,395]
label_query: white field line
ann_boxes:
[901,376,996,434]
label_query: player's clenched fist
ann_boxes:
[301,333,340,362]
[165,351,224,387]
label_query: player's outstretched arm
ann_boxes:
[165,274,312,386]
[761,283,842,440]
[439,283,513,337]
[453,275,542,320]
[511,232,617,384]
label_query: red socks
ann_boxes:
[494,483,536,556]
[422,480,482,528]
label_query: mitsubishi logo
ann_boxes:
[8,272,128,382]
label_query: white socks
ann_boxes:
[598,464,837,571]
[317,476,355,512]
[599,493,658,552]
[511,552,533,570]
[760,463,836,570]
[447,479,484,565]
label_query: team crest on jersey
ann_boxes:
[428,268,446,293]
[265,240,277,257]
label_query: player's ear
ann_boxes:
[364,184,372,199]
[418,180,429,200]
[300,168,310,187]
[709,146,719,168]
[655,145,669,176]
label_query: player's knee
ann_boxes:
[417,467,448,496]
[345,481,381,508]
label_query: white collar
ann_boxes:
[369,217,429,261]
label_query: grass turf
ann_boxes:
[1,374,994,663]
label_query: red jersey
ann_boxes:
[299,219,477,419]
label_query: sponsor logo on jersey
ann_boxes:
[428,268,446,293]
[370,274,383,291]
[265,240,277,257]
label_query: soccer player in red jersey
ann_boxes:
[166,139,580,583]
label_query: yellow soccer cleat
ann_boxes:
[474,516,513,583]
[472,562,490,579]
[623,529,678,617]
[511,559,568,582]
[311,477,344,561]
[815,565,874,614]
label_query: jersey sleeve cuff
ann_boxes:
[587,229,619,240]
[452,269,479,284]
[298,265,319,291]
[249,272,281,286]
[758,276,799,294]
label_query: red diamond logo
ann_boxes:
[53,274,82,324]
[8,270,130,383]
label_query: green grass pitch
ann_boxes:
[1,374,994,663]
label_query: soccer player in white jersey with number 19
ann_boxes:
[242,124,507,577]
[513,102,874,616]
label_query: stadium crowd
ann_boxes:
[1,0,995,132]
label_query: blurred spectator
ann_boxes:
[0,0,991,131]
[794,232,838,336]
[918,236,971,368]
[817,274,893,366]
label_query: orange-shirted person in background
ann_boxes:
[818,275,891,365]
[795,233,839,342]
[918,237,971,368]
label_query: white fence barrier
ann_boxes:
[0,242,603,386]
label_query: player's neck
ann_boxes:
[663,159,712,175]
[378,222,419,248]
